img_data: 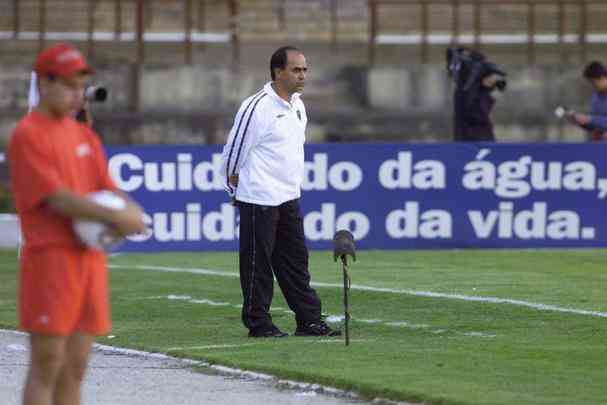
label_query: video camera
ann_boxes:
[446,47,507,92]
[75,85,108,124]
[84,85,108,102]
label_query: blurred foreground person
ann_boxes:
[220,46,340,338]
[9,43,145,405]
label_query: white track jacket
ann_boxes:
[220,82,308,206]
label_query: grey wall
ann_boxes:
[0,62,593,146]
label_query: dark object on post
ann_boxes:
[333,229,356,264]
[333,230,356,346]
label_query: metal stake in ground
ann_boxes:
[333,230,356,346]
[341,255,351,346]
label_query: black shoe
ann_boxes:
[294,320,342,337]
[248,325,289,338]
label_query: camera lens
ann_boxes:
[84,86,108,102]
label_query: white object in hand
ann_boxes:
[554,105,572,119]
[73,190,126,251]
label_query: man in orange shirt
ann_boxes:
[9,43,146,405]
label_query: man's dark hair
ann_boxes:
[583,61,607,80]
[270,46,300,80]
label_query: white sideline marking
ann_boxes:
[150,295,289,312]
[152,294,438,332]
[463,332,497,338]
[110,264,607,319]
[385,321,430,329]
[167,343,259,351]
[167,294,236,308]
[325,315,344,323]
[153,294,490,338]
[161,294,241,309]
[358,319,382,324]
[316,339,375,344]
[166,339,376,351]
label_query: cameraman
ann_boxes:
[448,47,506,142]
[566,61,607,141]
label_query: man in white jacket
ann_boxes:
[220,46,340,338]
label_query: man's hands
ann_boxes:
[228,174,239,206]
[110,199,146,236]
[75,101,93,127]
[229,174,239,187]
[568,112,592,126]
[47,190,146,237]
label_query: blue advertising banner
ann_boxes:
[107,144,607,252]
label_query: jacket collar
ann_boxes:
[264,81,300,107]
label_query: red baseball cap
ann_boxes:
[34,43,93,79]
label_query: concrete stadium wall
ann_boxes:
[0,62,592,147]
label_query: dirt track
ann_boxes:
[1,330,402,405]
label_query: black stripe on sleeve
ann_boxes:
[225,90,265,193]
[231,93,267,176]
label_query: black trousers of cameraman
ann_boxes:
[236,199,322,333]
[454,88,496,142]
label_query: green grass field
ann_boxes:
[1,248,606,405]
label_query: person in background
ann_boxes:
[566,61,607,141]
[454,72,500,142]
[448,47,507,142]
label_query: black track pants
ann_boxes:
[237,199,322,332]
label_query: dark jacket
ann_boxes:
[454,86,495,142]
[581,90,607,141]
